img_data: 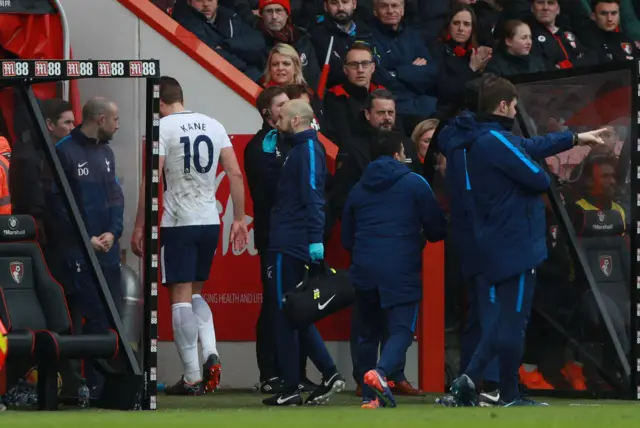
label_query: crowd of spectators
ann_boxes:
[152,0,638,152]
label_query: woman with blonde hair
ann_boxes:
[411,118,440,164]
[261,43,307,88]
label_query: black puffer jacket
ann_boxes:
[485,49,549,77]
[173,1,265,81]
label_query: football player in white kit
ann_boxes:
[132,76,248,395]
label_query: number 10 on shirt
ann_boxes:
[179,135,215,174]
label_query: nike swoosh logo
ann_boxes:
[323,373,338,387]
[317,295,336,310]
[78,162,88,167]
[480,392,500,402]
[378,374,388,389]
[276,395,297,404]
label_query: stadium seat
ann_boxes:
[573,236,630,375]
[581,236,629,305]
[0,215,119,410]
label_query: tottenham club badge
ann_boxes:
[9,261,24,284]
[599,255,612,277]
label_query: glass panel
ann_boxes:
[514,69,632,394]
[5,85,142,392]
[422,126,464,386]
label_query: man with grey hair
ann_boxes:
[262,99,346,406]
[52,96,124,395]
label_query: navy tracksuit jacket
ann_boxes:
[369,20,439,116]
[341,156,445,399]
[341,156,446,306]
[268,128,326,262]
[54,127,124,266]
[441,112,574,402]
[54,128,123,317]
[54,126,125,388]
[266,128,335,392]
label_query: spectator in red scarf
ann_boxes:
[257,0,322,88]
[431,4,492,109]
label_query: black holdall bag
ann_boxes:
[282,264,355,328]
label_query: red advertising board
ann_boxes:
[157,135,352,342]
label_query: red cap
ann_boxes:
[259,0,291,15]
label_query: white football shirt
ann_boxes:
[159,111,232,227]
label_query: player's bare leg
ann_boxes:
[165,282,205,396]
[192,281,221,392]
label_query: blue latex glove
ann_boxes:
[309,243,324,261]
[262,129,278,153]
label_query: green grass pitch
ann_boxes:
[1,390,639,427]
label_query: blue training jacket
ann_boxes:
[438,112,483,282]
[341,156,446,308]
[447,113,574,284]
[268,129,326,262]
[53,127,124,266]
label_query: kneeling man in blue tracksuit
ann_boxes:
[449,76,606,407]
[342,131,447,408]
[264,99,346,407]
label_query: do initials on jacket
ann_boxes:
[54,127,124,265]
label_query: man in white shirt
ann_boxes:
[131,76,248,395]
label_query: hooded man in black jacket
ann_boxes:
[172,0,266,81]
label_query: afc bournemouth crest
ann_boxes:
[8,216,18,230]
[599,255,612,277]
[9,261,24,284]
[621,43,632,55]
